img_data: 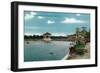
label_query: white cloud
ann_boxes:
[76,14,81,16]
[25,12,37,20]
[61,18,86,24]
[52,33,66,36]
[24,33,33,36]
[38,16,44,19]
[47,20,55,24]
[52,32,75,36]
[25,32,42,36]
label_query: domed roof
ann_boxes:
[43,32,51,35]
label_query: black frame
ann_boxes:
[11,1,98,72]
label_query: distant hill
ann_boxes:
[66,34,76,41]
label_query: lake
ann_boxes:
[24,41,72,62]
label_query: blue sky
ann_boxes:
[24,11,90,36]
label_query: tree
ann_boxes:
[76,27,80,44]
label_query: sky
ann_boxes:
[24,11,90,36]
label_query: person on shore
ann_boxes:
[69,43,76,56]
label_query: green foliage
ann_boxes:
[76,49,85,55]
[75,41,85,55]
[75,41,85,49]
[75,27,90,43]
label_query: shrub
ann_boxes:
[76,49,85,55]
[75,41,85,55]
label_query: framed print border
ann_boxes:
[11,1,98,72]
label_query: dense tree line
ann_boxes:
[24,35,67,40]
[24,35,43,39]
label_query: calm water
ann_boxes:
[24,41,71,62]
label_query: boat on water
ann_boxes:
[50,52,54,55]
[26,41,29,44]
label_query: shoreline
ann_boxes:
[63,42,90,60]
[24,39,75,42]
